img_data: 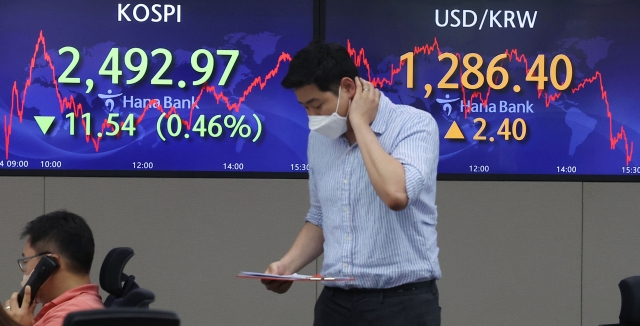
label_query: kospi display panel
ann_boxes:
[0,0,312,176]
[327,0,640,180]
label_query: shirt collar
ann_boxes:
[371,92,392,134]
[35,284,100,321]
[370,92,391,135]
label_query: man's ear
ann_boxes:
[340,77,357,98]
[47,254,63,270]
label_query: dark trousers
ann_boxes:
[313,280,441,326]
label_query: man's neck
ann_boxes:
[42,274,92,304]
[344,112,378,146]
[344,128,356,146]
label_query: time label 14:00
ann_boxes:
[56,46,239,93]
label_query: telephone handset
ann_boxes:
[17,256,59,307]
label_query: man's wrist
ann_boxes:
[350,116,371,132]
[277,259,296,274]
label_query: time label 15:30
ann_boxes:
[291,164,309,171]
[622,167,640,174]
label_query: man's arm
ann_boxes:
[352,120,409,210]
[263,162,324,294]
[262,222,324,294]
[275,222,324,274]
[350,77,409,211]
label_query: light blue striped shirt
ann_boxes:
[306,93,441,289]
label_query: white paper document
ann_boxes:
[237,271,354,281]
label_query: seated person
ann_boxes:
[4,210,104,326]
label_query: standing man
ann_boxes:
[262,41,441,326]
[4,210,103,326]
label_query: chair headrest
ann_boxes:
[619,275,640,324]
[100,247,134,296]
[116,288,156,308]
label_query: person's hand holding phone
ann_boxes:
[4,285,36,326]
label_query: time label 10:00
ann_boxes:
[0,161,64,168]
[401,52,572,96]
[56,46,239,92]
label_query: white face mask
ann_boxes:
[21,271,32,288]
[308,87,349,140]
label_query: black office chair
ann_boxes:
[99,247,155,308]
[62,308,179,326]
[600,275,640,326]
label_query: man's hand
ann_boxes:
[349,77,380,128]
[5,286,36,326]
[261,261,293,294]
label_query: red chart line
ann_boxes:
[3,30,291,159]
[347,38,634,165]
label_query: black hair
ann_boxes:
[281,40,359,95]
[21,210,95,275]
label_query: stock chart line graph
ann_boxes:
[3,31,292,158]
[2,31,635,169]
[347,38,634,165]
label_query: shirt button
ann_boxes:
[343,207,348,212]
[345,236,351,241]
[344,263,349,268]
[344,179,348,184]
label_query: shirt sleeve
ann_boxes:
[391,112,439,206]
[304,164,323,227]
